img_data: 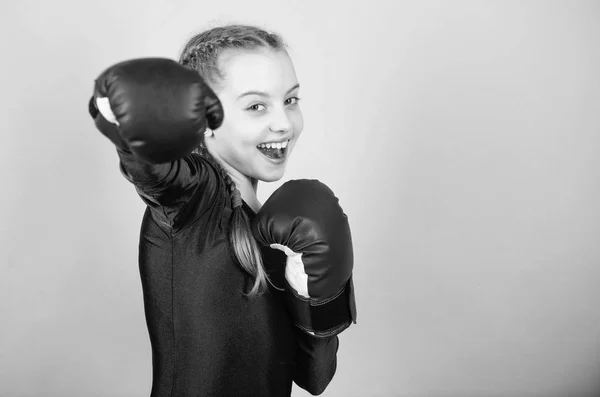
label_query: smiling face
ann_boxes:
[205,48,304,183]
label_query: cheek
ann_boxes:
[219,113,264,150]
[292,109,304,135]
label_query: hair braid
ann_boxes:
[194,144,270,296]
[179,24,287,86]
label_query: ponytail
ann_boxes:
[229,200,270,296]
[196,146,270,297]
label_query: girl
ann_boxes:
[90,24,341,396]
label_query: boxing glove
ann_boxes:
[88,58,223,163]
[252,180,357,337]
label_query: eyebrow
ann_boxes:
[237,83,300,100]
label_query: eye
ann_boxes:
[285,96,301,106]
[247,103,266,112]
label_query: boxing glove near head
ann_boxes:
[88,58,224,163]
[252,179,357,337]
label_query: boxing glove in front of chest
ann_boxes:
[253,179,357,337]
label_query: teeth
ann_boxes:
[258,140,289,149]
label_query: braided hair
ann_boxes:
[180,25,287,297]
[180,24,287,86]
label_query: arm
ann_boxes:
[293,330,339,395]
[116,148,217,228]
[88,58,223,225]
[252,180,357,393]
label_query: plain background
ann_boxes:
[1,1,599,396]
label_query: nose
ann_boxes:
[269,105,292,133]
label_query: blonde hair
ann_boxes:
[180,25,287,297]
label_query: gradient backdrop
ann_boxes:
[1,1,600,396]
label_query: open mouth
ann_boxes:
[257,139,289,160]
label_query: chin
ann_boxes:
[259,173,285,183]
[256,167,286,183]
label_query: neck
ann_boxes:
[205,147,261,212]
[227,168,262,213]
[228,167,258,197]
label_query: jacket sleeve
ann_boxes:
[293,329,339,395]
[116,147,219,229]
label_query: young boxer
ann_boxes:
[89,24,355,397]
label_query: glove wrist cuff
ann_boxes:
[284,276,357,338]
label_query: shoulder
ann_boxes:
[171,153,229,229]
[185,152,225,189]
